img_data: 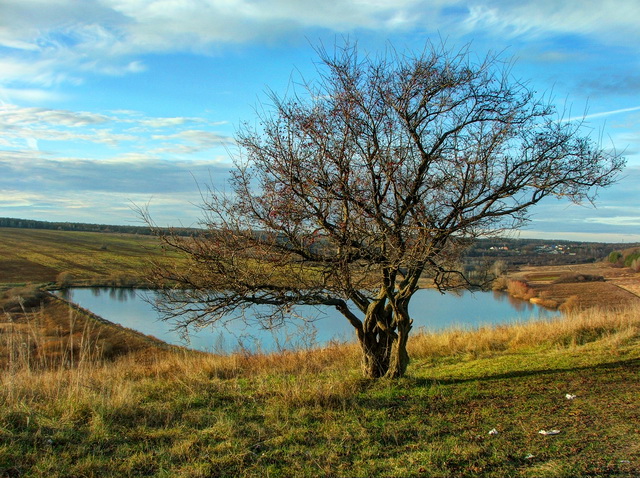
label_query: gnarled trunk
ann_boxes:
[359,304,412,378]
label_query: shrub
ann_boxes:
[491,275,509,291]
[623,250,640,267]
[0,285,47,312]
[552,273,605,284]
[608,251,623,263]
[506,279,537,300]
[56,271,73,288]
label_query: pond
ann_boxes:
[57,287,560,354]
[57,288,559,353]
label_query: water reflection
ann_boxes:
[491,289,533,311]
[57,287,560,353]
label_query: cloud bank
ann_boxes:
[2,0,639,97]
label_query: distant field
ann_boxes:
[516,262,640,310]
[0,228,176,286]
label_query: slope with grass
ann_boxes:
[0,227,179,287]
[1,298,638,477]
[2,227,639,475]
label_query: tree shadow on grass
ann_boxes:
[411,357,640,387]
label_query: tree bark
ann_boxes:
[359,306,412,378]
[385,306,412,379]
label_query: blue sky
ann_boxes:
[1,0,639,242]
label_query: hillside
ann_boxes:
[1,294,638,477]
[1,224,639,476]
[0,227,178,286]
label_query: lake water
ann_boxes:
[58,288,559,353]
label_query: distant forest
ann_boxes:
[0,217,197,236]
[1,217,635,267]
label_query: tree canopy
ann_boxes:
[146,42,624,378]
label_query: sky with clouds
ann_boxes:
[0,0,639,242]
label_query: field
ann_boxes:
[0,228,177,287]
[1,296,639,477]
[1,228,640,476]
[512,262,640,310]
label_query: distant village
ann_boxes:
[488,243,576,255]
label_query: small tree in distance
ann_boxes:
[144,42,624,378]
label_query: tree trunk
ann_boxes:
[385,309,412,378]
[359,307,412,378]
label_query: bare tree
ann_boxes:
[145,42,624,378]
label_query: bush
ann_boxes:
[552,273,605,284]
[608,251,622,263]
[491,275,509,291]
[506,279,537,300]
[623,250,640,268]
[0,285,47,312]
[56,271,73,288]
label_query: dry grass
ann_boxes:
[1,297,639,477]
[3,299,638,403]
[408,302,640,360]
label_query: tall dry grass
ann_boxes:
[2,302,638,415]
[0,301,362,414]
[408,302,640,359]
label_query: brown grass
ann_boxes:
[408,302,640,359]
[4,300,638,410]
[0,290,170,370]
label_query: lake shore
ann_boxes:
[2,227,639,475]
[2,291,639,476]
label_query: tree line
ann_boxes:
[0,217,197,236]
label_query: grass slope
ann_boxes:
[0,228,176,286]
[1,299,639,477]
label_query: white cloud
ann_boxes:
[565,106,640,123]
[0,87,65,103]
[2,0,639,100]
[463,0,640,44]
[0,105,110,126]
[0,104,231,154]
[0,188,204,226]
[584,216,640,227]
[151,130,235,154]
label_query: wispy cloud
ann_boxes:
[0,105,110,126]
[0,103,232,156]
[3,0,637,99]
[525,166,640,241]
[0,153,230,194]
[566,106,640,122]
[463,0,640,43]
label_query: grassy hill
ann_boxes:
[0,227,178,287]
[1,227,639,476]
[1,291,638,477]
